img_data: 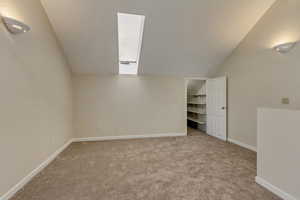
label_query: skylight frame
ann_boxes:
[117,12,145,75]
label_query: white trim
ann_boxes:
[72,133,187,142]
[228,138,257,152]
[1,139,73,200]
[255,176,297,200]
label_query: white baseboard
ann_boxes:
[228,138,257,152]
[255,176,297,200]
[1,139,73,200]
[72,132,187,142]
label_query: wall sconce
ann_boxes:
[1,16,30,34]
[273,42,298,54]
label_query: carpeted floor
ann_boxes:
[187,127,206,136]
[11,130,281,200]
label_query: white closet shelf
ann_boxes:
[187,117,206,124]
[187,102,206,105]
[192,94,206,96]
[187,109,206,114]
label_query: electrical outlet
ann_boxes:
[281,98,290,105]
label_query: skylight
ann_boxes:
[118,13,145,75]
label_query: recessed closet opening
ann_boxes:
[185,77,227,140]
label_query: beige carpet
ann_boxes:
[187,127,206,136]
[11,133,281,200]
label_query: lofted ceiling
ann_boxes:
[41,0,276,76]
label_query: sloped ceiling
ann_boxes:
[41,0,276,76]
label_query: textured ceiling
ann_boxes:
[41,0,276,76]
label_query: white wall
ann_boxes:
[257,108,300,200]
[0,0,72,197]
[214,0,300,148]
[73,75,185,138]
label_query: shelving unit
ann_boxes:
[187,81,207,132]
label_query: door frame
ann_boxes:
[184,77,209,135]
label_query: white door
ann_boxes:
[206,77,227,141]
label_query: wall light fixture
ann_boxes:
[273,42,298,54]
[1,16,30,34]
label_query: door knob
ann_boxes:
[221,107,226,110]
